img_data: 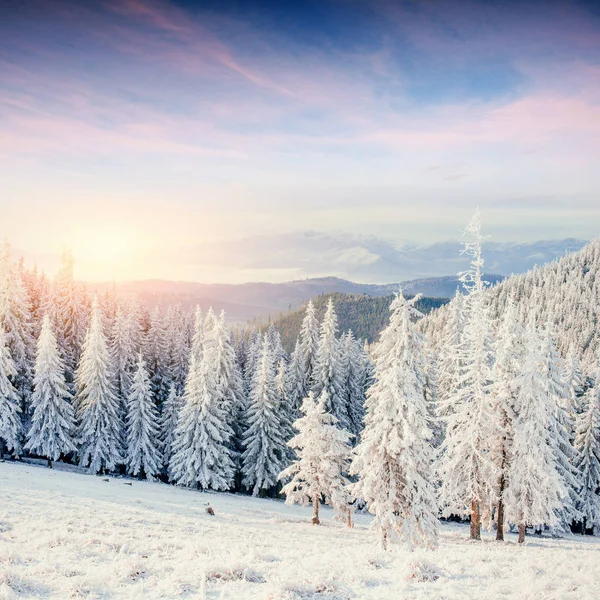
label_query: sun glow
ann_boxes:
[67,224,154,282]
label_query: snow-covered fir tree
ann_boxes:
[286,338,305,418]
[0,323,22,457]
[145,306,170,407]
[76,297,124,474]
[575,355,600,532]
[279,390,352,525]
[504,324,568,543]
[242,335,289,495]
[0,242,34,415]
[126,354,161,478]
[160,382,183,471]
[110,305,138,402]
[50,250,86,389]
[490,298,525,540]
[438,210,500,540]
[210,311,245,450]
[169,308,234,490]
[540,320,580,530]
[312,298,349,430]
[299,299,319,395]
[341,330,366,438]
[25,315,76,465]
[351,291,438,549]
[165,304,190,395]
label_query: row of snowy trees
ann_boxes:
[0,245,372,499]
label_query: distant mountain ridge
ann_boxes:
[92,274,501,323]
[88,237,586,323]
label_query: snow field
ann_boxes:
[1,462,600,599]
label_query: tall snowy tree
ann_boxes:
[0,242,34,417]
[76,297,124,474]
[145,306,170,407]
[0,323,21,457]
[286,338,305,418]
[169,309,234,490]
[160,383,183,471]
[504,325,567,543]
[110,305,138,403]
[25,315,76,466]
[242,336,289,495]
[312,298,348,430]
[299,300,319,395]
[341,331,366,438]
[351,291,438,549]
[279,390,353,525]
[126,354,161,478]
[490,298,525,540]
[575,360,600,533]
[540,320,580,530]
[50,250,86,389]
[438,210,500,540]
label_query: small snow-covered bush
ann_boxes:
[205,564,265,584]
[272,577,354,600]
[403,558,443,582]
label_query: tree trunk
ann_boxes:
[518,523,526,544]
[470,500,481,540]
[346,508,353,529]
[47,458,53,469]
[496,474,505,541]
[312,496,320,525]
[381,527,388,550]
[0,440,5,461]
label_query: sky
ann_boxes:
[1,0,600,282]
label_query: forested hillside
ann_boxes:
[422,238,600,375]
[262,292,449,351]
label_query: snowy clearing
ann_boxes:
[1,461,599,600]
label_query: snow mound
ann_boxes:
[273,577,354,600]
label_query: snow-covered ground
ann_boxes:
[1,462,599,600]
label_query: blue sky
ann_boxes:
[1,0,599,281]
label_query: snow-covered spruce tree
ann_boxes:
[299,299,320,395]
[351,291,438,549]
[437,290,465,416]
[504,324,567,544]
[160,382,183,471]
[279,390,353,525]
[50,250,86,389]
[25,315,76,466]
[312,298,349,430]
[438,209,500,540]
[110,305,138,400]
[242,336,289,495]
[145,306,170,407]
[169,309,234,490]
[126,354,161,478]
[165,304,191,395]
[286,338,305,419]
[267,323,286,365]
[490,298,525,540]
[540,320,580,530]
[274,357,294,447]
[0,242,34,419]
[0,323,22,458]
[210,312,246,455]
[75,297,124,474]
[341,331,366,438]
[575,359,600,533]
